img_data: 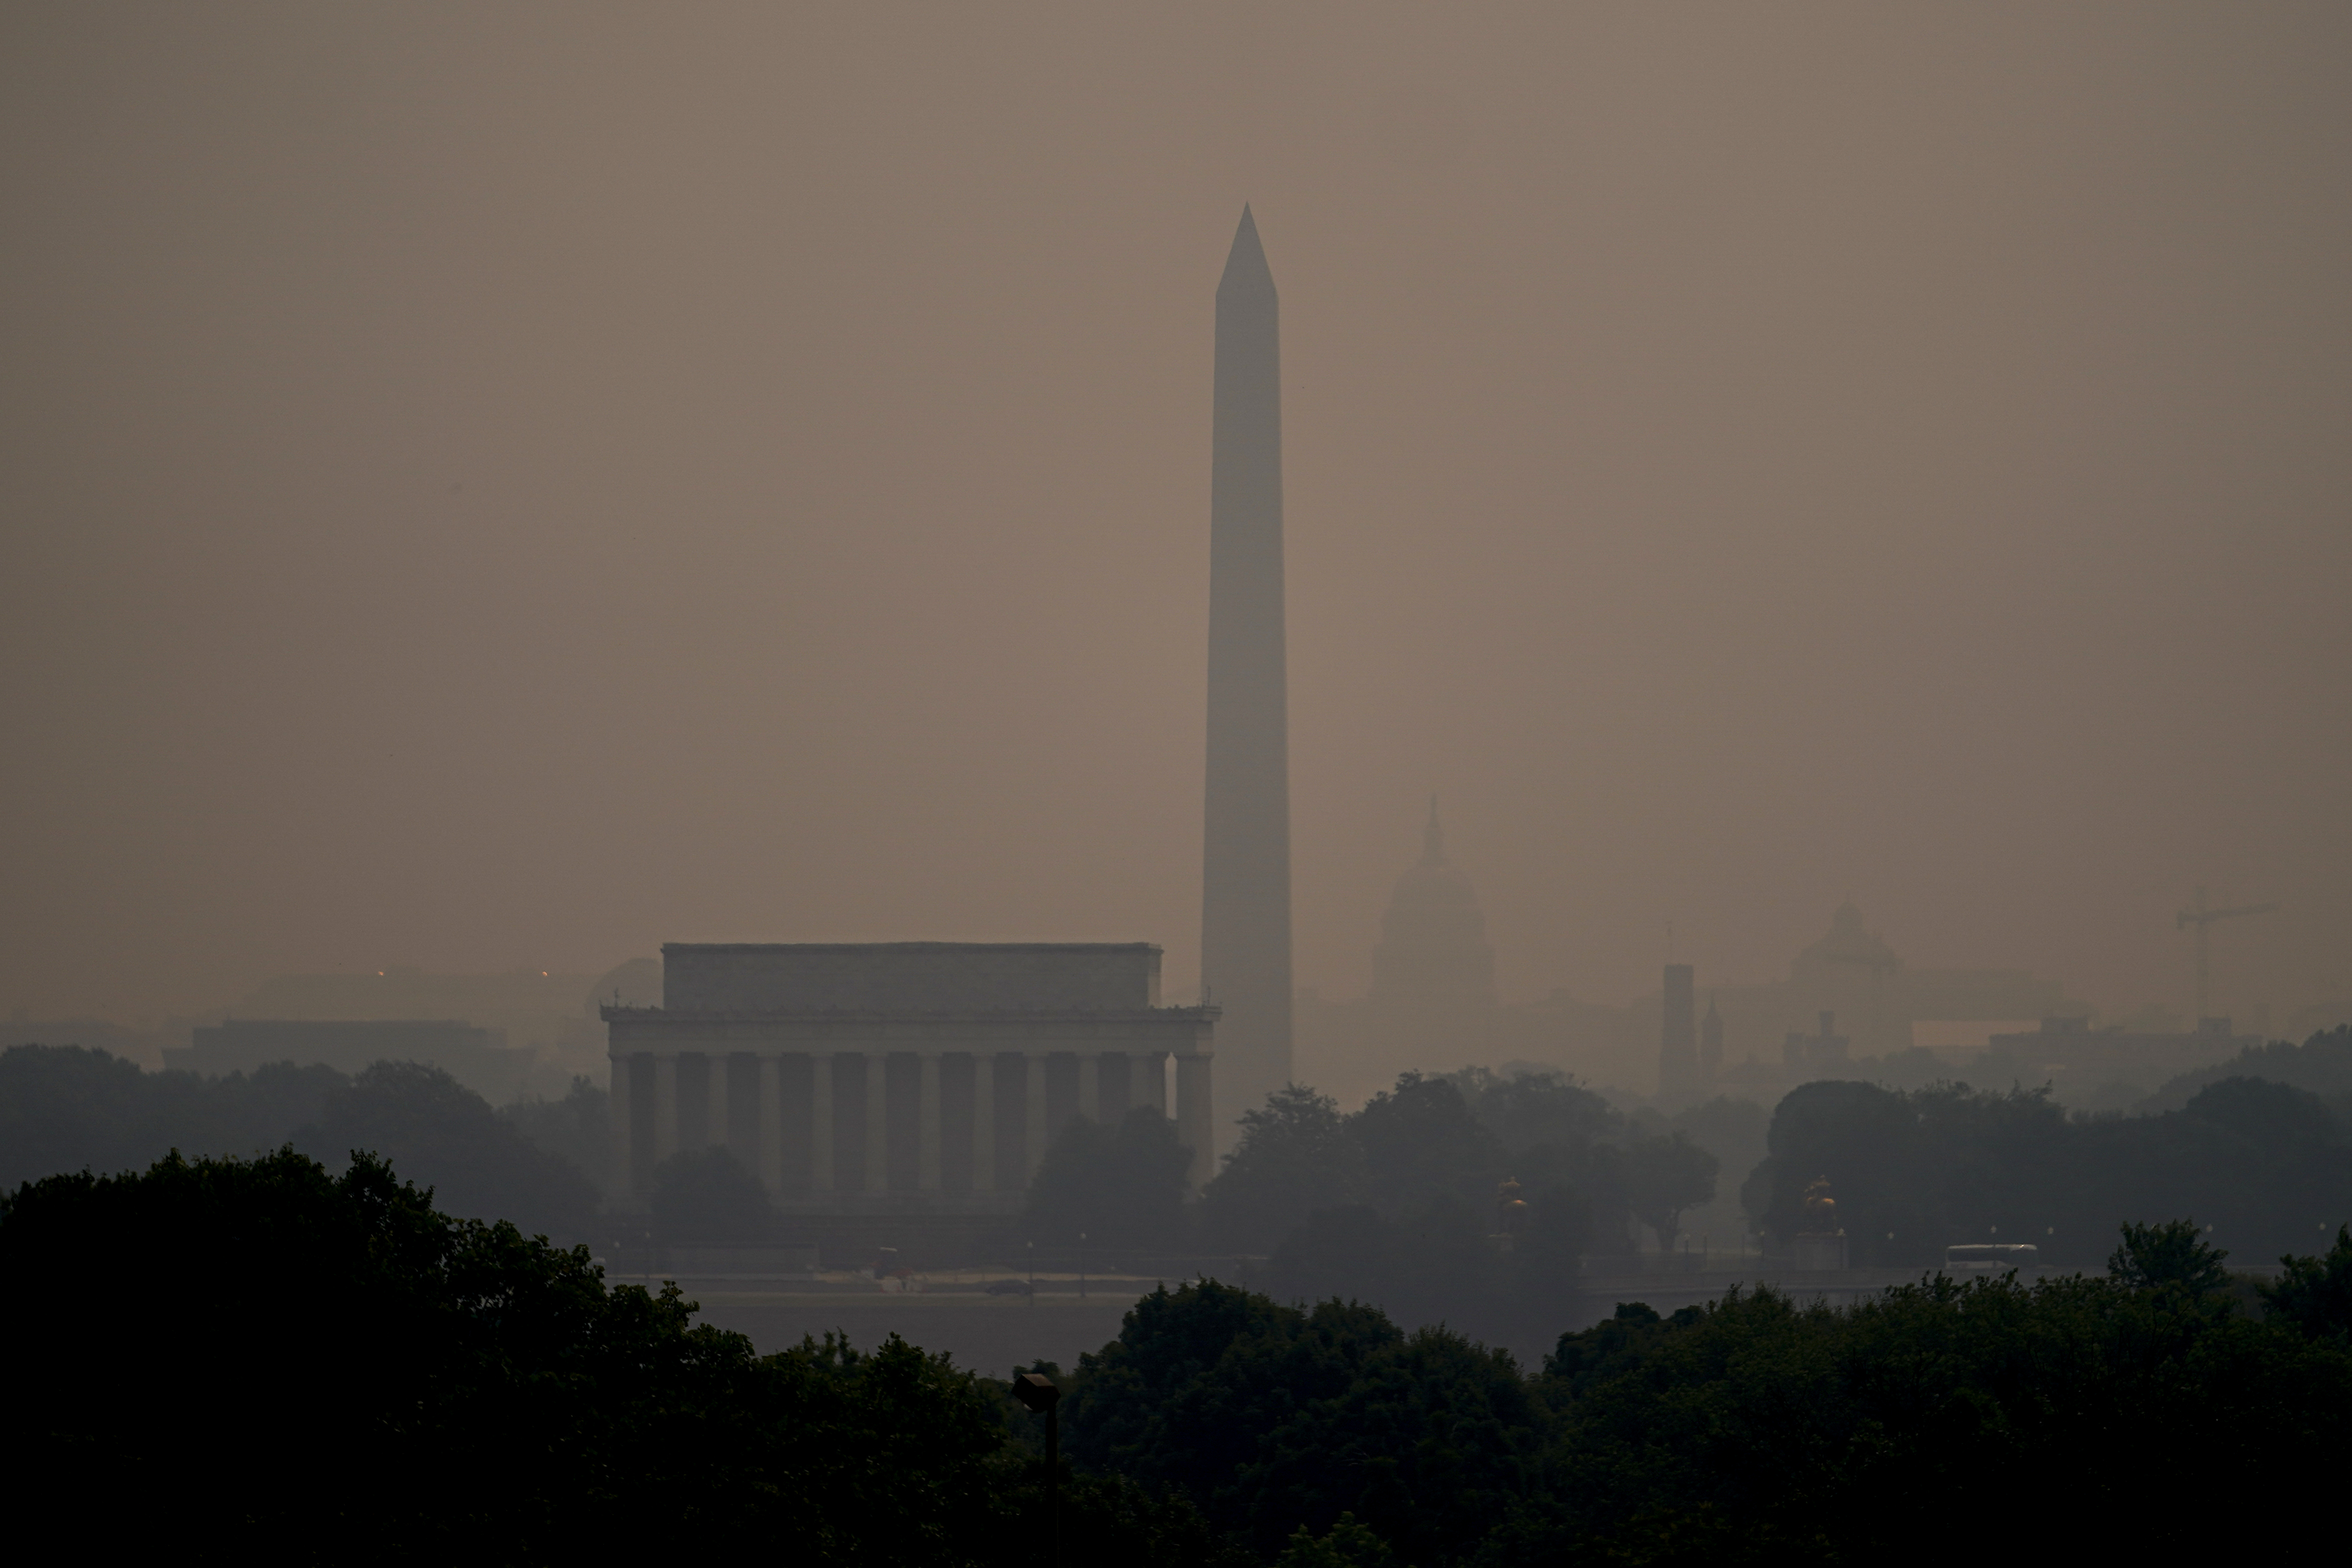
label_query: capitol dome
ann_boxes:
[1791,899,1902,982]
[1368,800,1498,1011]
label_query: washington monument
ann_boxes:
[1201,206,1292,1138]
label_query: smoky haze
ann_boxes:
[2,4,2347,1033]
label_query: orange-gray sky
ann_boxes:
[4,4,2347,1030]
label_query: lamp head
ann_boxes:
[1011,1372,1059,1414]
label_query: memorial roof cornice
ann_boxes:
[659,940,1164,955]
[600,1004,1220,1024]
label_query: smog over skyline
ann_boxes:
[5,5,2348,1035]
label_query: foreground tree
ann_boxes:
[2262,1223,2352,1342]
[2107,1216,2232,1298]
[0,1145,1217,1562]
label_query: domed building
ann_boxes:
[1368,800,1498,1017]
[1787,899,1904,1056]
[1294,802,1612,1110]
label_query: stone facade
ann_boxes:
[604,943,1217,1212]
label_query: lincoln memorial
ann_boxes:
[604,942,1218,1211]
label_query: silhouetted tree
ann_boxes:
[1276,1513,1397,1568]
[1742,1073,2352,1265]
[2262,1223,2352,1342]
[502,1073,614,1193]
[1492,1232,2352,1562]
[1026,1106,1192,1252]
[1060,1280,1541,1566]
[1447,1066,1620,1156]
[306,1059,599,1240]
[2108,1216,2231,1299]
[649,1145,772,1245]
[1,1144,1230,1562]
[0,1043,343,1190]
[1352,1072,1507,1215]
[1201,1083,1365,1251]
[1621,1131,1717,1250]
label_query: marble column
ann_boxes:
[653,1054,679,1165]
[1177,1055,1215,1191]
[1142,1051,1170,1116]
[706,1053,730,1149]
[918,1053,942,1191]
[610,1053,634,1194]
[864,1053,888,1194]
[1024,1050,1049,1180]
[1098,1052,1131,1123]
[811,1052,834,1192]
[758,1054,783,1193]
[972,1051,996,1193]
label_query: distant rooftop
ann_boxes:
[657,942,1166,1014]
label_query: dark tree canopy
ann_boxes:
[0,1144,1220,1563]
[0,1044,607,1240]
[1745,1072,2352,1264]
[2262,1224,2352,1342]
[649,1144,775,1245]
[1061,1280,1541,1566]
[7,1146,2348,1564]
[1619,1130,1717,1250]
[501,1074,614,1196]
[1025,1105,1194,1251]
[2108,1216,2232,1298]
[0,1043,342,1190]
[306,1059,601,1241]
[1350,1073,1508,1216]
[1200,1084,1364,1253]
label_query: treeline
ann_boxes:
[6,1146,2346,1561]
[0,1044,607,1240]
[1022,1068,1725,1339]
[16,1031,2352,1289]
[1748,1039,2352,1266]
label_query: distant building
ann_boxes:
[1786,903,1901,1054]
[1658,964,1699,1096]
[165,1018,530,1100]
[1295,803,1511,1108]
[1699,996,1725,1081]
[1,1017,175,1071]
[1369,801,1499,1023]
[206,967,608,1084]
[1783,1011,1852,1071]
[1979,1015,2259,1101]
[1640,901,2082,1084]
[602,943,1217,1211]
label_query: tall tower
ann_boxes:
[1659,963,1698,1098]
[1201,206,1292,1137]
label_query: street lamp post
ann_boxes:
[1011,1372,1060,1567]
[1078,1232,1087,1300]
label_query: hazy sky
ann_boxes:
[5,4,2347,1028]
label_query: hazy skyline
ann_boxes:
[4,5,2347,1030]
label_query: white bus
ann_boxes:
[1944,1243,2039,1275]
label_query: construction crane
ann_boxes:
[2175,885,2278,1028]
